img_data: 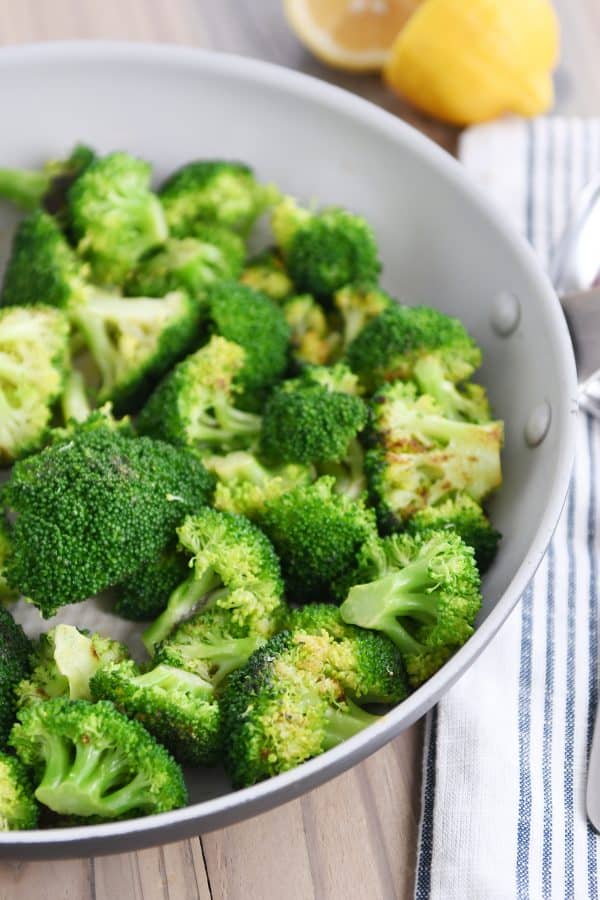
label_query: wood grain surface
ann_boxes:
[0,1,592,898]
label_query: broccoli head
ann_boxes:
[333,283,392,348]
[240,248,294,302]
[0,519,18,605]
[10,698,187,820]
[159,160,279,237]
[272,196,381,300]
[0,143,95,215]
[3,427,215,616]
[340,530,482,686]
[0,751,38,830]
[0,608,31,746]
[68,151,168,285]
[90,661,220,766]
[283,294,340,366]
[114,542,191,622]
[412,355,491,423]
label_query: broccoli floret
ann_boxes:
[406,494,501,573]
[260,476,378,603]
[68,151,168,285]
[159,160,279,237]
[90,661,220,766]
[0,751,38,830]
[143,508,285,653]
[207,282,290,411]
[240,248,293,301]
[0,519,18,605]
[204,451,313,520]
[365,382,503,528]
[340,530,482,686]
[125,227,246,299]
[3,427,215,616]
[137,336,262,451]
[346,303,482,392]
[318,438,367,501]
[221,629,386,787]
[272,196,381,300]
[10,698,187,820]
[0,608,31,746]
[283,294,340,365]
[260,364,367,466]
[333,283,392,348]
[0,305,69,464]
[412,355,491,423]
[0,144,95,215]
[16,625,130,707]
[114,542,191,622]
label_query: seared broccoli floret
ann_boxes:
[125,226,246,299]
[0,519,18,605]
[346,303,481,392]
[406,494,501,572]
[283,294,340,365]
[3,427,215,616]
[412,355,491,423]
[10,698,187,820]
[68,151,168,285]
[221,627,389,787]
[0,608,31,746]
[340,530,482,686]
[272,196,381,300]
[260,476,378,603]
[0,144,95,215]
[365,382,503,529]
[143,508,284,652]
[90,661,220,766]
[16,625,130,707]
[114,543,191,622]
[137,336,262,451]
[0,752,38,830]
[240,248,293,301]
[204,451,313,520]
[333,283,392,348]
[207,282,290,411]
[0,305,69,464]
[260,364,367,466]
[159,160,279,237]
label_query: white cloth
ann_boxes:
[415,118,600,900]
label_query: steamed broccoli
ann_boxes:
[137,336,262,451]
[283,294,340,365]
[272,196,381,300]
[68,151,168,285]
[0,144,95,215]
[412,355,491,423]
[90,662,220,766]
[204,451,313,520]
[3,427,215,616]
[159,160,279,237]
[240,248,293,301]
[143,508,285,653]
[260,364,367,467]
[0,305,69,464]
[406,494,501,572]
[0,608,31,746]
[365,382,503,529]
[0,519,18,605]
[16,625,130,707]
[333,283,392,348]
[340,530,482,686]
[346,303,482,392]
[260,476,378,603]
[0,752,38,830]
[114,543,191,622]
[10,698,187,820]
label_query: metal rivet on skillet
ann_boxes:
[525,401,552,447]
[490,291,521,336]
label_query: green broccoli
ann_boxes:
[260,364,367,466]
[114,543,191,622]
[412,355,491,423]
[406,493,501,573]
[260,476,378,603]
[0,305,69,464]
[0,519,18,605]
[207,282,290,411]
[143,508,284,653]
[3,427,215,616]
[0,608,31,746]
[283,294,340,365]
[365,382,503,529]
[239,248,294,301]
[68,151,168,285]
[340,530,482,686]
[272,196,381,300]
[10,698,187,820]
[125,226,246,299]
[16,625,130,707]
[159,160,279,237]
[0,143,95,214]
[346,302,482,392]
[333,283,392,348]
[137,336,262,451]
[90,661,220,766]
[318,438,367,501]
[0,752,38,830]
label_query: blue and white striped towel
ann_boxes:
[415,118,600,900]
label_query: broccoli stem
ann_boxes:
[413,356,474,421]
[61,369,92,424]
[143,569,222,653]
[133,664,214,699]
[320,439,366,500]
[322,699,380,749]
[0,167,49,210]
[175,634,265,687]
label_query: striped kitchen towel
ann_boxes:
[415,118,600,900]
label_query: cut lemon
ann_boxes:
[284,0,423,72]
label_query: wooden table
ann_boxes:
[0,1,592,897]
